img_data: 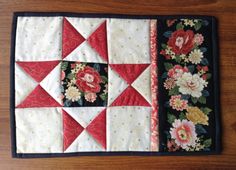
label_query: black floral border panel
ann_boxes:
[158,18,220,153]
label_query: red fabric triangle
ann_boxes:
[62,18,85,59]
[110,64,150,84]
[111,86,151,106]
[87,21,108,62]
[86,109,106,149]
[16,61,59,83]
[63,109,84,151]
[17,85,61,108]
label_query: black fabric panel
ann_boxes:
[157,18,220,153]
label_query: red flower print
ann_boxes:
[197,65,209,72]
[61,71,65,80]
[197,65,202,71]
[167,19,177,27]
[160,50,171,59]
[202,66,208,72]
[76,66,102,93]
[167,140,180,152]
[168,65,188,80]
[202,74,207,80]
[167,30,194,55]
[70,63,76,69]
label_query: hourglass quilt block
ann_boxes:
[10,12,220,158]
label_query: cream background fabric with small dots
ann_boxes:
[15,63,38,106]
[66,17,105,39]
[107,106,151,151]
[15,108,63,153]
[65,131,104,152]
[132,65,152,105]
[63,41,107,63]
[107,19,150,64]
[15,17,62,61]
[107,66,129,106]
[40,62,62,105]
[63,107,105,128]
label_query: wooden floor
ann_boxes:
[0,0,236,169]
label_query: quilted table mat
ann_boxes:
[10,12,220,158]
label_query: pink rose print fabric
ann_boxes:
[61,61,108,107]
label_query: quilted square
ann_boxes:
[107,64,151,106]
[107,19,150,64]
[15,108,63,153]
[61,61,108,107]
[62,107,106,152]
[15,61,62,107]
[62,18,108,63]
[11,13,220,157]
[15,17,62,61]
[107,106,151,151]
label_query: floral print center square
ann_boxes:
[61,61,108,107]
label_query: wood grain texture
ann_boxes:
[0,0,236,169]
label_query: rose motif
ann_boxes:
[167,30,194,55]
[167,65,188,80]
[176,72,207,98]
[76,66,102,93]
[170,119,197,149]
[84,92,97,103]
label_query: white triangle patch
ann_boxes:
[65,130,104,152]
[132,65,151,105]
[108,66,129,106]
[15,63,38,106]
[63,107,105,128]
[66,17,105,39]
[63,41,106,63]
[40,62,62,105]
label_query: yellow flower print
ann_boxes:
[186,107,209,125]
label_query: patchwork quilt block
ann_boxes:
[11,13,220,158]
